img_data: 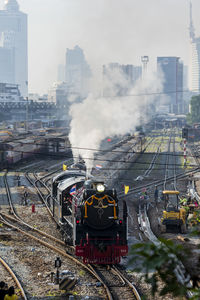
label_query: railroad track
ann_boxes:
[0,211,141,300]
[143,137,163,178]
[0,256,28,300]
[137,130,194,298]
[88,264,141,300]
[32,174,142,299]
[118,130,200,198]
[3,170,142,299]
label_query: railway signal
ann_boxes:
[55,257,62,284]
[182,128,188,139]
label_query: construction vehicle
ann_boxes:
[161,190,187,233]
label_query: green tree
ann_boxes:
[187,95,200,124]
[129,214,200,298]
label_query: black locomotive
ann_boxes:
[50,170,128,264]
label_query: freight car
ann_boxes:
[3,138,45,165]
[50,171,128,264]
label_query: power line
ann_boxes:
[0,140,198,159]
[0,148,198,169]
[105,88,196,98]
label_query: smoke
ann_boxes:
[69,67,164,172]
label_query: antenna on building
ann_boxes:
[141,56,149,78]
[189,0,195,42]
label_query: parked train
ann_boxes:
[50,169,128,264]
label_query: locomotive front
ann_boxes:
[75,181,128,264]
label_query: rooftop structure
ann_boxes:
[0,82,22,102]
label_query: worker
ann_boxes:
[187,196,192,205]
[4,286,18,300]
[194,199,199,208]
[23,190,28,205]
[180,197,187,206]
[154,186,158,204]
[144,190,149,201]
[0,281,8,300]
[17,176,20,186]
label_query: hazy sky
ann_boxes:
[1,0,199,94]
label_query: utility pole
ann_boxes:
[26,96,28,133]
[141,56,149,123]
[25,81,29,133]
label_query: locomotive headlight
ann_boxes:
[96,184,105,193]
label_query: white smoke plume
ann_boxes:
[69,67,164,173]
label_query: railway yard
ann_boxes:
[0,128,200,300]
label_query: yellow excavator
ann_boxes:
[161,190,187,233]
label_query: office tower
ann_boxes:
[189,1,200,92]
[0,0,28,96]
[157,57,183,114]
[57,64,65,82]
[65,45,91,99]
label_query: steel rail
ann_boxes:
[1,212,66,246]
[3,171,116,299]
[118,167,200,199]
[137,130,193,298]
[0,255,28,300]
[173,132,177,190]
[0,215,113,300]
[3,171,17,216]
[88,265,113,300]
[143,136,164,178]
[112,266,141,300]
[3,171,65,246]
[163,133,172,190]
[25,172,54,218]
[139,204,193,298]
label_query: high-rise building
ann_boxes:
[65,45,91,99]
[189,1,200,92]
[0,0,28,96]
[57,64,65,82]
[48,82,69,106]
[157,57,183,114]
[103,63,142,96]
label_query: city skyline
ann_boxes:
[1,0,200,94]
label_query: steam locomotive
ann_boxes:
[50,169,128,264]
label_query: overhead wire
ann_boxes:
[0,139,199,159]
[108,88,193,98]
[0,148,198,169]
